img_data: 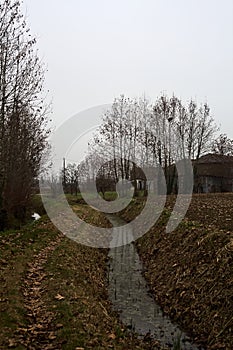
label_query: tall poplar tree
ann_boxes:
[0,0,50,228]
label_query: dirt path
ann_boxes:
[1,208,164,349]
[13,234,63,350]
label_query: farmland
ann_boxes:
[0,193,232,349]
[120,193,233,349]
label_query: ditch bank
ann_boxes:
[117,197,233,350]
[107,214,203,350]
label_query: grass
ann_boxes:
[100,191,118,201]
[0,218,58,348]
[117,194,233,349]
[173,333,182,350]
[66,190,147,204]
[42,235,163,349]
[4,192,232,349]
[0,205,164,349]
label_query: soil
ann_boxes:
[119,193,233,350]
[1,194,232,349]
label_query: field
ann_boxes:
[0,193,232,349]
[120,193,233,349]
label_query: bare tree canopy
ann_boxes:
[212,134,233,156]
[74,94,218,196]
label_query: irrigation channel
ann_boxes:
[107,215,204,350]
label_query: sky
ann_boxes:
[23,0,233,142]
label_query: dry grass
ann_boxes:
[119,193,233,350]
[0,205,163,349]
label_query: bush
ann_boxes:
[30,195,46,216]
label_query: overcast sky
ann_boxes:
[23,0,233,139]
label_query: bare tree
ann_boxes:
[195,103,217,159]
[212,134,233,156]
[169,98,217,160]
[0,0,50,227]
[77,94,218,196]
[61,162,80,195]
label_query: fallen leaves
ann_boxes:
[108,333,116,340]
[54,294,65,301]
[129,194,233,349]
[8,339,17,348]
[1,206,169,349]
[40,220,160,349]
[13,234,63,349]
[55,323,63,329]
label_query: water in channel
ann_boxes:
[107,214,203,350]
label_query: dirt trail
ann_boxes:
[14,234,63,350]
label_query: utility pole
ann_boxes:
[63,158,66,191]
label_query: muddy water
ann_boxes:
[107,215,203,349]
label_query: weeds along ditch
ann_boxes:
[116,194,233,350]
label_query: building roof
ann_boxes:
[131,154,233,180]
[196,153,233,164]
[194,154,233,178]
